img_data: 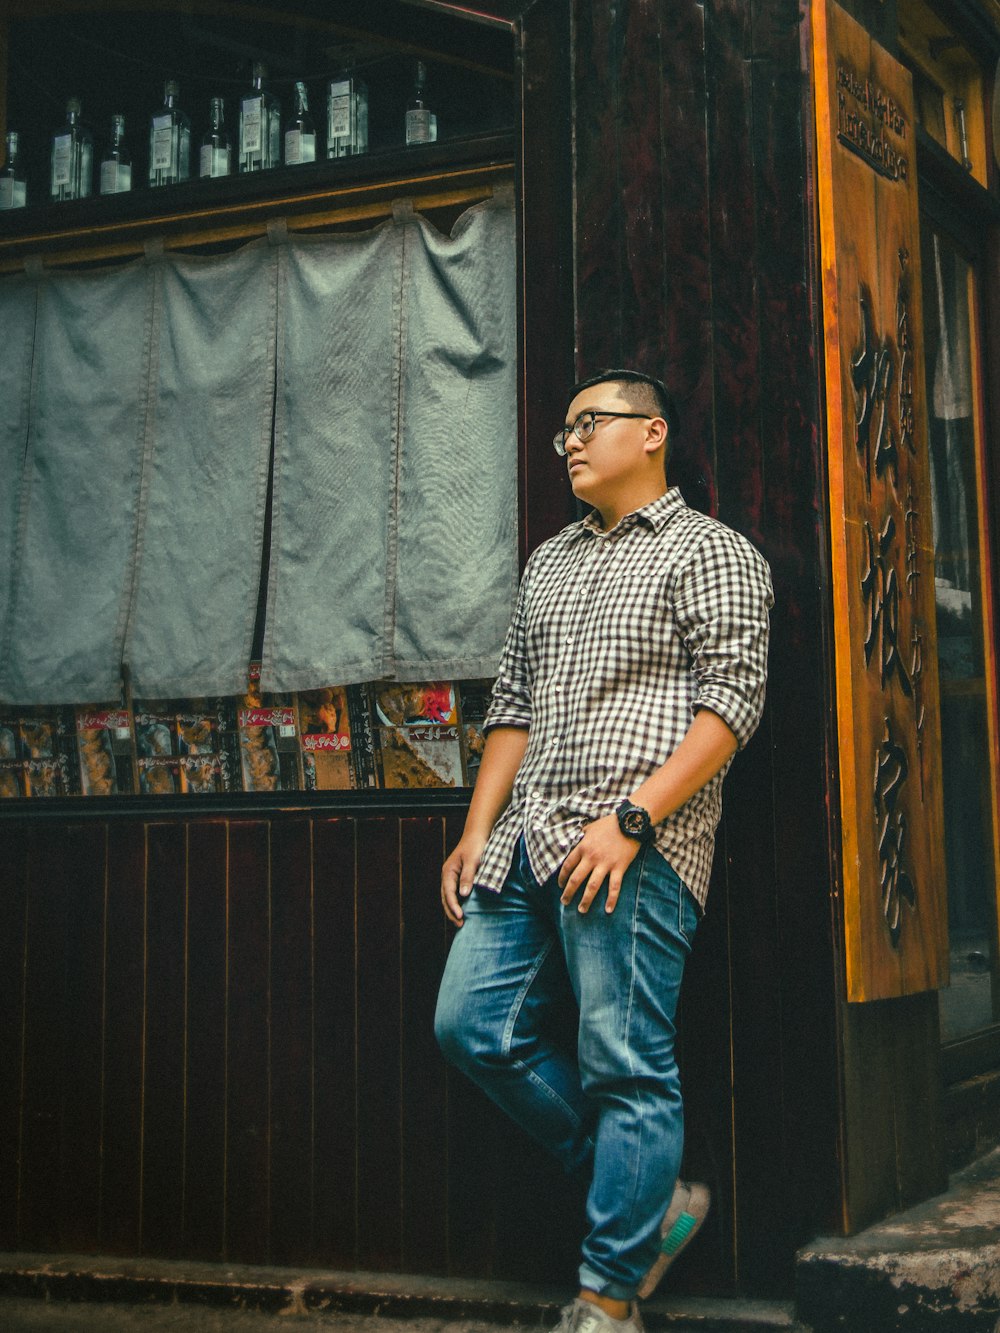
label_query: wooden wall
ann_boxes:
[0,810,589,1282]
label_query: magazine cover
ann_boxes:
[238,663,301,792]
[373,681,463,789]
[77,707,135,796]
[133,704,179,760]
[298,685,352,791]
[138,756,181,795]
[347,683,380,789]
[0,706,78,797]
[457,680,493,786]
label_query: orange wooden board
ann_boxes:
[812,0,948,1001]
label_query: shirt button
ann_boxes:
[565,634,573,644]
[532,790,542,800]
[554,683,563,692]
[551,735,560,746]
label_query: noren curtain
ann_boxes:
[0,188,516,705]
[262,187,517,690]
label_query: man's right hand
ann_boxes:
[441,834,486,926]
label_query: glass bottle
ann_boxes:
[200,97,231,178]
[284,81,316,165]
[148,80,191,186]
[100,114,131,195]
[0,130,27,209]
[239,62,281,172]
[50,97,94,201]
[327,73,368,158]
[405,61,437,145]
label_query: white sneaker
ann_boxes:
[551,1298,644,1333]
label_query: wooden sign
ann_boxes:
[812,0,948,1000]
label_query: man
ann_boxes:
[434,370,773,1333]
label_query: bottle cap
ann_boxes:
[165,79,180,98]
[252,61,268,81]
[67,96,82,115]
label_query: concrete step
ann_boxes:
[796,1147,1000,1332]
[0,1253,802,1333]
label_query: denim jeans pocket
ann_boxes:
[639,846,700,949]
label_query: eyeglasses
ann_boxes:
[552,409,652,456]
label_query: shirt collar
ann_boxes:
[579,487,686,539]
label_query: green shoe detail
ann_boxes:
[660,1210,696,1255]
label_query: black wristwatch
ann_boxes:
[616,799,654,843]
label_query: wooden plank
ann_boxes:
[55,822,107,1252]
[312,817,358,1268]
[355,817,402,1270]
[182,819,228,1260]
[225,820,271,1264]
[17,823,73,1248]
[268,818,315,1265]
[0,821,29,1249]
[749,0,846,1244]
[140,822,188,1257]
[100,821,146,1253]
[399,817,449,1273]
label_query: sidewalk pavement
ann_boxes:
[1,1147,998,1333]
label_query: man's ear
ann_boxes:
[643,416,668,457]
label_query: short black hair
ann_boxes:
[569,368,681,442]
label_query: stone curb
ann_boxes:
[0,1253,802,1331]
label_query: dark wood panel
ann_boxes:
[0,821,29,1249]
[399,817,449,1274]
[518,0,576,556]
[311,818,358,1268]
[140,823,188,1257]
[268,819,315,1265]
[225,821,271,1264]
[56,822,107,1252]
[100,821,147,1253]
[749,0,844,1259]
[355,817,403,1270]
[17,823,75,1249]
[182,820,229,1260]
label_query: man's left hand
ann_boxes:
[557,814,641,914]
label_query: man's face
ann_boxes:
[561,382,651,506]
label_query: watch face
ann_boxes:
[618,802,651,839]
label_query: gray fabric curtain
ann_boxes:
[0,275,37,651]
[0,262,151,704]
[124,240,278,697]
[0,188,516,705]
[262,186,517,690]
[392,193,518,681]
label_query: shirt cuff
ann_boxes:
[693,684,765,751]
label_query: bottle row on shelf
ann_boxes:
[0,60,439,210]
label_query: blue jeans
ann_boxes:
[434,835,699,1299]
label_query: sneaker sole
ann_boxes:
[636,1181,711,1300]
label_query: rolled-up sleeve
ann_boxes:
[483,557,533,734]
[672,527,774,750]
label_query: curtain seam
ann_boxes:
[0,275,42,700]
[118,257,163,695]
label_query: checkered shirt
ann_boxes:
[477,487,774,908]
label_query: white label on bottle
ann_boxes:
[0,177,26,208]
[200,144,230,177]
[285,130,315,164]
[100,160,131,193]
[328,85,350,138]
[152,117,173,170]
[242,97,262,153]
[52,134,72,186]
[405,110,437,145]
[80,142,93,196]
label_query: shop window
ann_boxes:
[921,220,1000,1040]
